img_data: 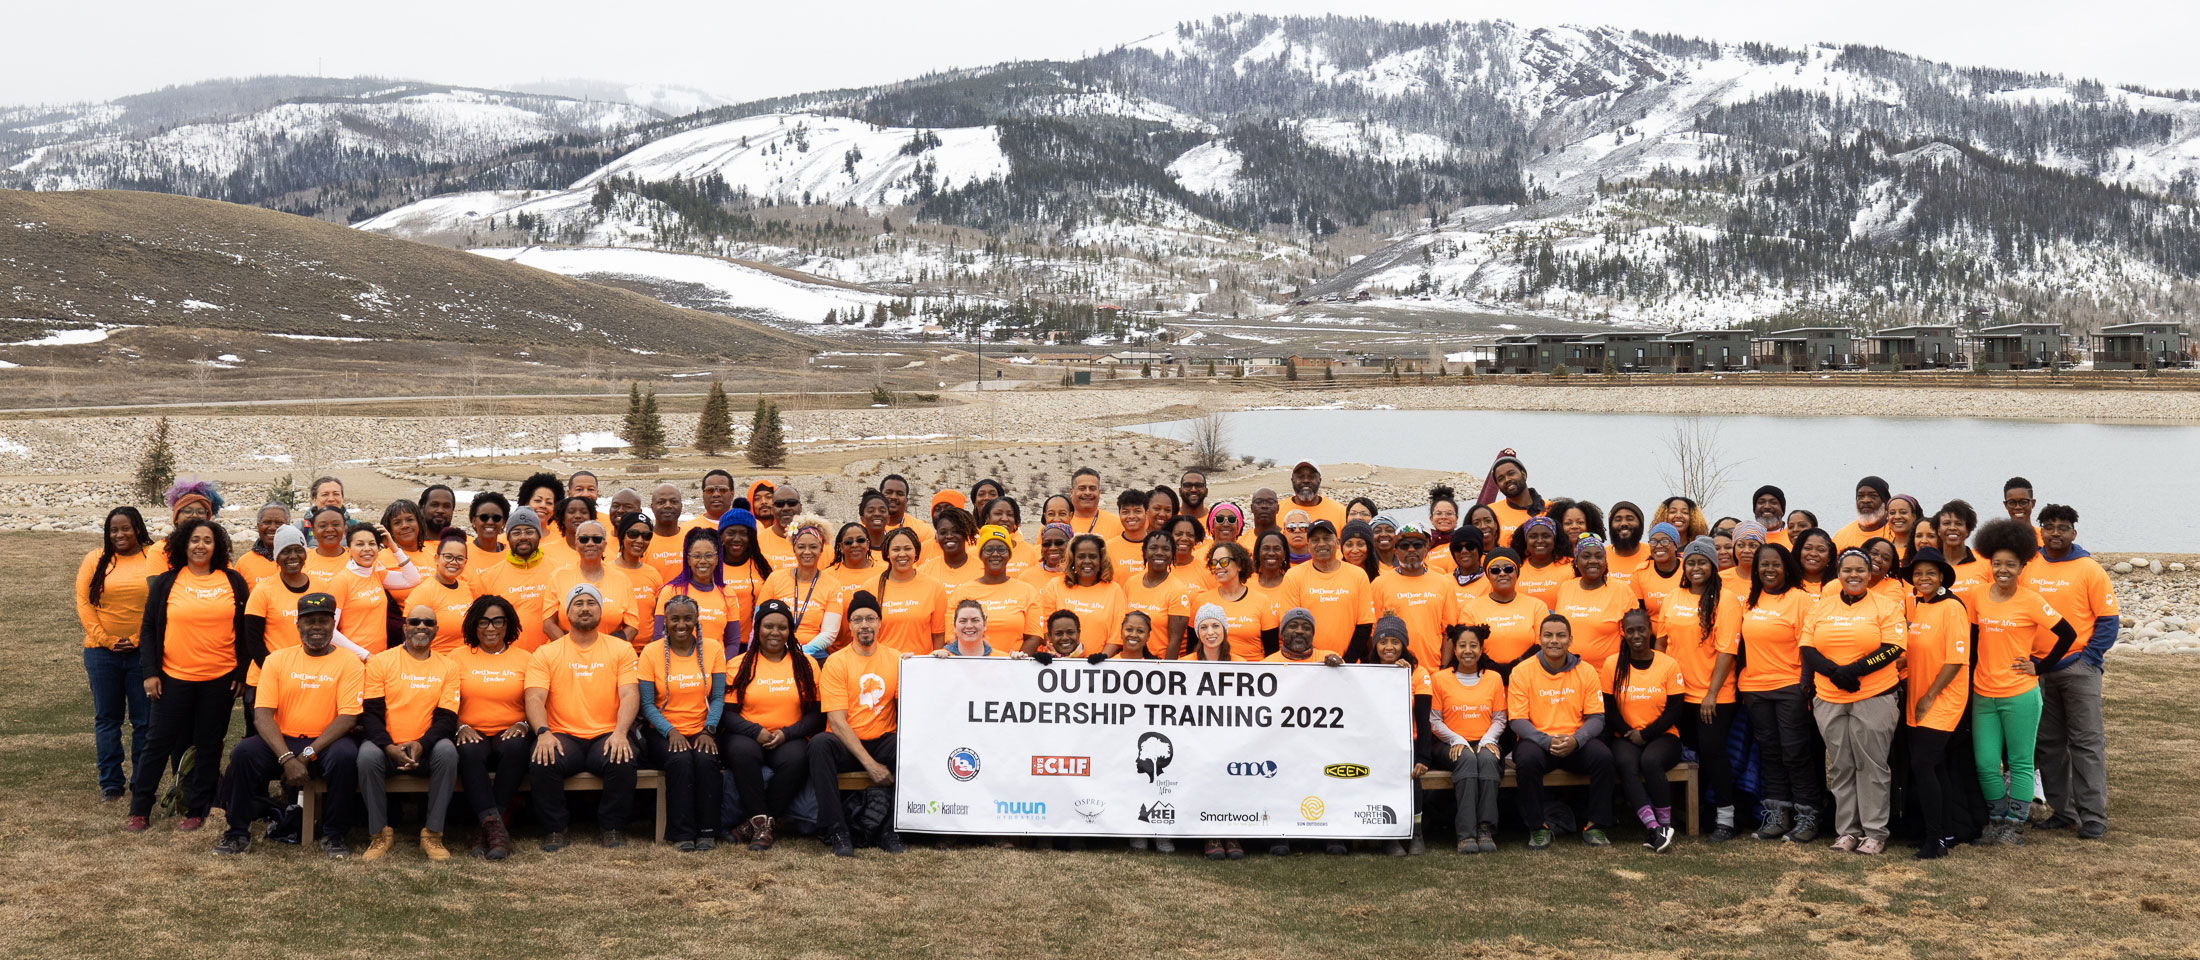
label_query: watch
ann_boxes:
[300,745,318,761]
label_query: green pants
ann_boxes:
[1973,687,2043,812]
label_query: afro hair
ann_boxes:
[1973,517,2038,565]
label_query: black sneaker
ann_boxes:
[317,835,348,859]
[102,789,124,803]
[2078,822,2107,839]
[878,830,908,854]
[213,833,250,856]
[826,827,855,858]
[1708,823,1736,843]
[540,831,568,853]
[265,804,302,844]
[1914,837,1949,860]
[1267,842,1292,857]
[1646,826,1676,853]
[1324,842,1349,856]
[599,830,625,849]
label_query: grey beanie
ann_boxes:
[1681,535,1721,569]
[1280,607,1316,630]
[507,506,543,532]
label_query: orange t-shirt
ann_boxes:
[1948,554,1993,617]
[948,577,1045,652]
[257,645,365,737]
[1121,572,1199,656]
[1604,547,1653,595]
[1514,559,1575,609]
[328,566,392,654]
[524,636,639,738]
[449,644,529,734]
[655,582,739,651]
[821,566,885,652]
[1196,585,1280,662]
[1488,500,1537,545]
[1427,668,1505,741]
[1015,562,1065,591]
[645,531,689,584]
[76,549,154,650]
[1069,509,1121,540]
[610,563,666,650]
[1832,520,1888,554]
[1105,534,1149,583]
[639,638,727,737]
[764,567,840,648]
[1553,578,1637,670]
[1799,591,1907,703]
[2022,556,2119,654]
[755,527,797,572]
[549,566,638,640]
[1971,586,2069,699]
[363,647,461,743]
[727,647,808,731]
[1905,596,1971,731]
[1262,651,1326,663]
[1660,589,1742,704]
[874,573,948,656]
[1599,650,1683,731]
[820,646,900,739]
[243,579,312,686]
[1373,570,1457,670]
[405,576,476,655]
[1457,593,1551,665]
[474,554,561,652]
[303,549,352,590]
[162,570,240,683]
[1732,588,1811,693]
[1285,495,1347,533]
[1633,562,1685,623]
[235,551,281,593]
[919,554,986,592]
[1445,574,1492,618]
[1037,579,1128,654]
[1281,561,1376,656]
[376,546,429,604]
[719,560,768,644]
[460,542,506,586]
[1506,656,1603,737]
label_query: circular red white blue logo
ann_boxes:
[947,746,981,782]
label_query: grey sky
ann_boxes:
[8,1,2192,107]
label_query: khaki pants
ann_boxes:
[1814,690,1899,841]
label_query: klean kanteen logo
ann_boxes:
[1030,755,1091,777]
[1322,763,1370,780]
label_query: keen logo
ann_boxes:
[1322,763,1370,780]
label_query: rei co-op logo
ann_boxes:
[1137,802,1177,824]
[1298,796,1326,822]
[1226,760,1279,778]
[1134,732,1174,782]
[947,747,982,782]
[1323,763,1370,780]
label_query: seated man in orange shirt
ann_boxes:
[1508,613,1615,849]
[356,605,462,861]
[524,583,640,851]
[213,593,363,858]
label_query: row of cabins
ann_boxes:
[1482,323,2192,374]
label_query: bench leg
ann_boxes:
[1683,767,1700,836]
[300,784,319,842]
[654,779,667,844]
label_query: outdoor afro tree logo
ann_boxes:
[947,746,981,782]
[1135,731,1173,782]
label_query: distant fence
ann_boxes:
[1213,370,2200,393]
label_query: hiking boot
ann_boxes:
[1914,837,1949,860]
[363,827,396,861]
[1646,825,1677,853]
[1128,837,1149,851]
[2078,822,2107,840]
[1457,838,1479,855]
[1528,829,1553,850]
[1855,836,1885,855]
[125,815,150,832]
[2036,817,2073,830]
[103,789,124,803]
[1753,800,1793,840]
[2001,820,2025,846]
[1784,805,1822,844]
[1204,840,1226,860]
[747,815,775,852]
[1267,842,1292,857]
[1224,840,1245,860]
[694,836,717,852]
[1408,831,1426,856]
[176,816,205,832]
[1382,839,1407,857]
[213,832,251,856]
[878,830,907,854]
[1154,838,1175,854]
[1830,834,1859,852]
[478,812,512,861]
[1708,823,1736,843]
[1476,831,1496,853]
[1581,828,1611,847]
[540,831,569,853]
[1324,842,1349,856]
[420,830,450,861]
[318,834,349,859]
[599,829,626,849]
[826,827,855,858]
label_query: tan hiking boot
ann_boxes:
[363,826,396,860]
[420,829,451,861]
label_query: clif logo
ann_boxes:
[1031,756,1091,777]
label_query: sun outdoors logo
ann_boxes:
[1137,802,1177,824]
[1134,732,1173,782]
[947,747,981,782]
[994,800,1047,821]
[1226,760,1279,778]
[1323,763,1369,779]
[906,800,970,816]
[1073,799,1107,822]
[1299,796,1326,821]
[1353,804,1398,825]
[1031,755,1091,776]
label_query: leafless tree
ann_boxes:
[1184,412,1233,471]
[1658,416,1746,510]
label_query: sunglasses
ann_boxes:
[774,499,801,508]
[475,513,505,522]
[842,535,870,545]
[1485,564,1518,576]
[404,617,438,627]
[1286,523,1310,532]
[576,535,607,544]
[1208,558,1233,569]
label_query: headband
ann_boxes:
[1521,516,1557,537]
[1572,534,1605,556]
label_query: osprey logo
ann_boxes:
[1134,732,1173,782]
[946,747,981,782]
[1226,760,1279,778]
[1136,802,1176,824]
[1073,799,1106,823]
[1323,763,1370,780]
[1353,804,1398,825]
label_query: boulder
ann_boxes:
[2112,561,2134,574]
[2171,562,2189,573]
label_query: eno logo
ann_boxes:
[947,747,982,782]
[1031,755,1091,776]
[1226,761,1280,778]
[1322,763,1370,780]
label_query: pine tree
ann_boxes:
[694,381,733,455]
[1285,358,1299,381]
[1205,359,1217,377]
[632,390,668,459]
[747,402,787,468]
[750,397,768,441]
[622,382,645,447]
[1140,361,1153,378]
[134,417,176,506]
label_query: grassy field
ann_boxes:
[6,529,2197,959]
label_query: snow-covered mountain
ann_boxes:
[504,79,734,117]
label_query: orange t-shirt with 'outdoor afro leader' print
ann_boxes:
[163,570,241,683]
[258,645,366,738]
[524,636,639,738]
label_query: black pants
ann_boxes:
[456,731,533,819]
[809,732,897,836]
[1745,685,1825,808]
[1514,737,1614,830]
[528,732,637,833]
[129,676,234,818]
[1682,701,1738,810]
[645,727,724,843]
[721,729,812,822]
[219,734,359,841]
[1611,732,1683,813]
[1906,725,1961,843]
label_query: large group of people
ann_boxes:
[74,456,2119,862]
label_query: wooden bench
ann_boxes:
[829,764,1702,835]
[299,770,669,842]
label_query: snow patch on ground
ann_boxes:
[472,246,891,324]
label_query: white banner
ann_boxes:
[893,657,1414,839]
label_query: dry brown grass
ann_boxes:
[6,529,2198,959]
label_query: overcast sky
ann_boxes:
[8,1,2193,106]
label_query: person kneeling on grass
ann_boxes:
[214,593,363,858]
[524,583,640,852]
[1508,613,1616,849]
[357,605,462,861]
[1265,607,1346,856]
[808,591,907,858]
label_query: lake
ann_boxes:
[1125,409,2194,552]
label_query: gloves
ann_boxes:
[1030,651,1055,665]
[1086,653,1108,665]
[1830,664,1862,693]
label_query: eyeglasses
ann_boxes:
[404,618,438,626]
[477,616,508,625]
[576,535,607,544]
[475,513,504,523]
[2005,498,2034,506]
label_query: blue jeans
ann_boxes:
[84,646,149,794]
